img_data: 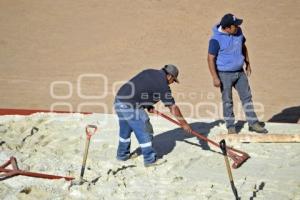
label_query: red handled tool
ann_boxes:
[79,125,97,184]
[151,109,249,168]
[0,156,74,181]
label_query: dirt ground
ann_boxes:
[1,0,299,122]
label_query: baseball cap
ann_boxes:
[163,64,179,83]
[220,13,243,28]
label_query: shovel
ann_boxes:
[220,139,239,200]
[69,125,97,187]
[79,125,97,184]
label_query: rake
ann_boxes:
[0,157,74,181]
[151,109,250,169]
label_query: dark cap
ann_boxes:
[220,13,243,28]
[162,64,179,83]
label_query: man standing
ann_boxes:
[207,13,267,134]
[115,64,192,167]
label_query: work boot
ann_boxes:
[116,155,130,161]
[129,148,141,159]
[144,159,167,168]
[227,127,237,134]
[249,122,268,134]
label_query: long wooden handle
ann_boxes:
[220,140,239,200]
[80,138,90,181]
[211,133,300,143]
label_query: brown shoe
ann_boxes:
[249,122,268,134]
[144,159,167,168]
[227,127,237,134]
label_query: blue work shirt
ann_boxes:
[208,25,246,72]
[116,69,175,109]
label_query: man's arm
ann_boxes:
[208,39,221,87]
[207,53,221,87]
[242,43,251,76]
[168,104,192,134]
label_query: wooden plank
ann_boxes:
[0,108,92,115]
[209,133,300,143]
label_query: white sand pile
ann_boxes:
[1,113,300,200]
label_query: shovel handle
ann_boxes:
[86,125,97,139]
[219,139,227,155]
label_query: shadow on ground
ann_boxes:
[152,120,223,158]
[268,106,300,123]
[249,182,266,200]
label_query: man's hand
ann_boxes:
[182,123,193,134]
[245,64,252,77]
[168,105,193,134]
[213,77,221,87]
[147,105,154,113]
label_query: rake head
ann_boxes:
[227,148,250,169]
[0,157,74,181]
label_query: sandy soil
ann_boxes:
[0,0,299,122]
[1,113,300,200]
[1,1,300,199]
